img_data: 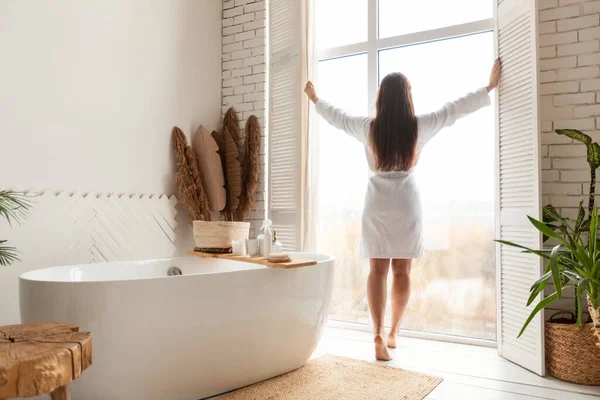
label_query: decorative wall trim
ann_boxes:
[0,191,179,266]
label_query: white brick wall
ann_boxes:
[539,0,600,317]
[539,0,600,216]
[222,0,267,236]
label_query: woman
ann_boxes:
[304,59,502,361]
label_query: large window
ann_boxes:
[379,0,492,38]
[317,54,370,324]
[316,1,496,341]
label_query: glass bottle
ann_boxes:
[272,229,283,253]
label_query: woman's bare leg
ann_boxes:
[387,259,412,348]
[368,258,391,361]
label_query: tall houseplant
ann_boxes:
[497,207,600,344]
[542,130,600,322]
[497,206,600,386]
[0,191,32,266]
[496,128,600,385]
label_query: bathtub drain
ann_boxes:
[167,266,182,276]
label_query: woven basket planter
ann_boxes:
[545,321,600,385]
[193,221,250,252]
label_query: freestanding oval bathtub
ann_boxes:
[19,253,334,400]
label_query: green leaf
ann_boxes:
[591,206,599,258]
[575,201,585,232]
[530,270,552,292]
[593,258,600,280]
[0,241,20,266]
[494,240,550,260]
[528,216,569,246]
[0,192,34,267]
[519,292,559,338]
[540,207,575,234]
[589,142,600,170]
[581,218,592,232]
[543,205,562,223]
[0,191,32,226]
[540,207,582,247]
[528,249,566,255]
[550,245,563,299]
[565,251,592,276]
[580,216,600,236]
[556,129,592,145]
[545,223,562,231]
[542,223,561,243]
[562,270,584,282]
[576,279,590,327]
[573,265,590,279]
[560,231,592,269]
[527,271,551,307]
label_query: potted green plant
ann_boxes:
[496,129,600,385]
[0,190,32,266]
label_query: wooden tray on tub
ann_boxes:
[188,251,317,269]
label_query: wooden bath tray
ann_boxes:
[188,251,317,269]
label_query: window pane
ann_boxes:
[316,0,368,50]
[379,32,496,340]
[316,54,370,325]
[379,0,492,38]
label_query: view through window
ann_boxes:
[315,1,496,340]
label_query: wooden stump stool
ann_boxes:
[0,323,92,400]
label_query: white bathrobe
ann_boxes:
[315,87,491,259]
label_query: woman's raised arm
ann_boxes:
[417,59,502,147]
[304,81,371,144]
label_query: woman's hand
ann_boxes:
[486,59,502,92]
[304,81,319,104]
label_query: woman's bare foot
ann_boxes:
[386,332,397,348]
[374,335,392,361]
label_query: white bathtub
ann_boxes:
[19,253,335,400]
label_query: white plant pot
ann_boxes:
[193,221,250,251]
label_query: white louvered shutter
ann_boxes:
[496,0,544,375]
[268,0,307,251]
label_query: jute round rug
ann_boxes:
[217,355,443,400]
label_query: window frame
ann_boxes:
[317,0,497,347]
[317,0,494,116]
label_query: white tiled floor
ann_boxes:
[314,327,600,399]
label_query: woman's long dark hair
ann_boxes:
[369,72,418,172]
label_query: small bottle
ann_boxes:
[260,219,273,258]
[257,234,265,256]
[272,230,283,253]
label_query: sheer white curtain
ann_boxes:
[302,0,319,252]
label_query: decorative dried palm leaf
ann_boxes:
[192,125,226,212]
[172,127,211,222]
[185,145,211,220]
[237,116,261,221]
[222,125,243,221]
[212,129,231,220]
[223,107,241,142]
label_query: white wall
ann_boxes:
[0,0,222,325]
[0,0,222,195]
